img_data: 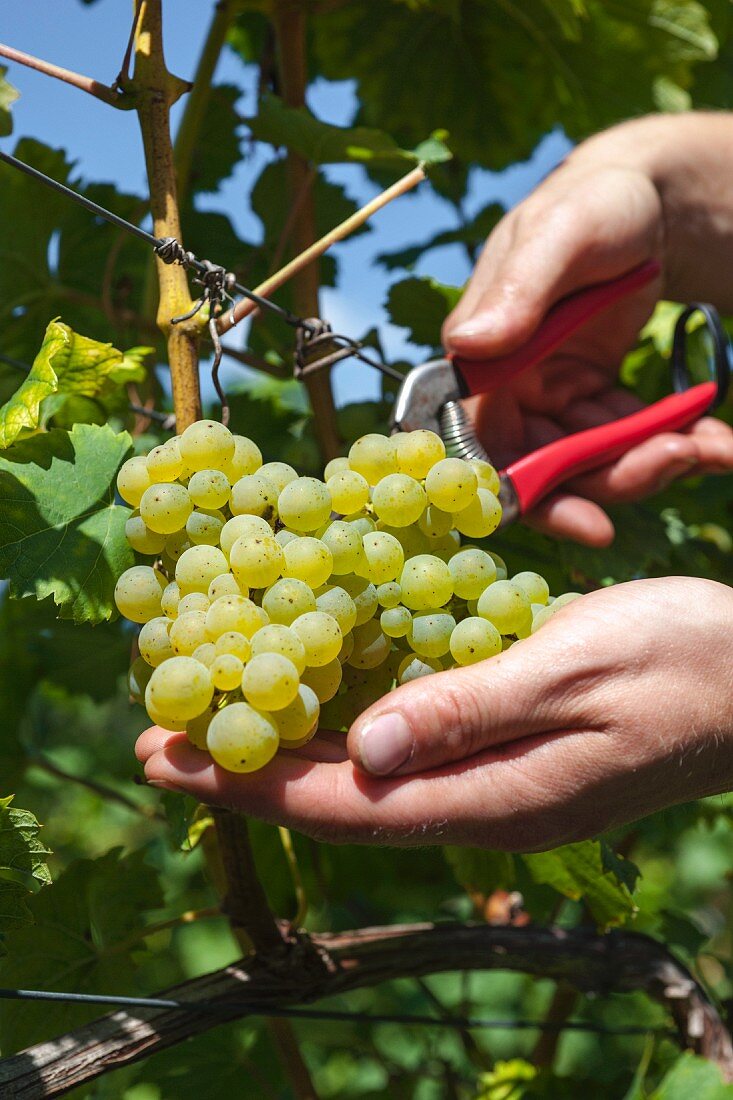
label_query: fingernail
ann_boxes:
[448,311,498,340]
[357,713,413,775]
[147,779,185,793]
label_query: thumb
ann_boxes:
[442,165,662,359]
[347,634,577,777]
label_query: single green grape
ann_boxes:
[206,594,267,640]
[140,482,193,534]
[512,571,550,605]
[453,487,502,538]
[125,513,167,556]
[221,435,263,482]
[220,514,272,556]
[278,477,332,532]
[262,577,316,625]
[300,659,342,703]
[448,547,498,600]
[380,605,412,638]
[178,419,235,472]
[348,433,398,485]
[291,611,342,667]
[117,455,151,507]
[348,619,391,669]
[146,441,183,483]
[169,610,209,655]
[115,565,166,623]
[320,520,363,574]
[146,655,214,721]
[407,610,456,658]
[242,652,300,710]
[186,509,225,546]
[259,461,298,494]
[192,642,217,668]
[376,581,402,609]
[338,575,378,625]
[399,554,453,611]
[449,617,502,665]
[211,653,245,692]
[176,544,229,594]
[187,469,231,510]
[214,630,252,661]
[160,581,181,619]
[424,457,478,512]
[251,623,307,675]
[208,573,244,602]
[397,654,443,684]
[273,684,320,743]
[314,584,358,634]
[468,458,501,495]
[230,473,278,519]
[326,469,370,515]
[229,533,284,589]
[394,429,446,479]
[177,591,210,615]
[477,580,532,635]
[283,536,333,588]
[206,702,279,773]
[371,473,426,527]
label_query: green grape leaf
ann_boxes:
[248,93,451,168]
[444,847,516,896]
[522,841,639,929]
[385,276,462,348]
[649,1053,733,1098]
[0,319,148,449]
[0,848,164,1052]
[185,83,243,194]
[475,1060,538,1100]
[0,66,19,137]
[0,796,51,891]
[0,423,134,623]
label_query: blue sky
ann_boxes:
[1,1,570,406]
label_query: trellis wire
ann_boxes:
[0,987,675,1038]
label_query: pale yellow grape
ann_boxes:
[425,458,478,512]
[292,611,342,666]
[348,620,391,669]
[251,623,307,675]
[178,591,210,615]
[206,595,267,640]
[220,514,272,556]
[221,435,262,482]
[371,473,426,527]
[469,458,501,496]
[487,550,508,581]
[348,433,397,485]
[146,441,183,483]
[321,520,362,574]
[214,630,252,661]
[186,706,215,750]
[117,455,151,507]
[160,581,181,619]
[399,554,453,611]
[378,523,429,560]
[477,580,532,635]
[206,702,279,773]
[338,631,354,664]
[395,429,446,479]
[553,592,583,608]
[450,617,502,665]
[448,547,497,600]
[186,509,225,546]
[359,531,404,584]
[301,659,342,704]
[187,469,231,510]
[314,584,357,634]
[278,477,332,532]
[192,642,217,668]
[229,533,284,589]
[275,529,299,548]
[211,653,245,691]
[262,578,316,625]
[338,575,378,625]
[163,530,191,566]
[326,469,370,515]
[512,571,550,605]
[408,610,455,658]
[381,606,411,638]
[531,592,581,633]
[138,616,173,667]
[259,461,298,494]
[128,656,152,704]
[176,545,229,594]
[115,565,165,623]
[242,653,300,710]
[398,654,442,684]
[417,504,453,539]
[125,513,166,556]
[179,419,234,472]
[283,537,333,588]
[208,573,242,601]
[453,487,502,538]
[343,511,377,537]
[376,581,401,608]
[273,684,320,742]
[434,529,462,559]
[147,655,213,721]
[140,482,193,534]
[169,610,209,655]
[145,696,188,732]
[230,473,278,518]
[324,455,350,479]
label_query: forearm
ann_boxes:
[566,112,733,310]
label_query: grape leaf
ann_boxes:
[0,66,19,137]
[385,276,462,348]
[248,93,451,168]
[0,319,148,449]
[0,423,134,623]
[0,848,164,1052]
[523,840,639,929]
[648,1053,733,1098]
[444,847,516,897]
[0,796,51,891]
[185,84,244,195]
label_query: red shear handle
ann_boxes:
[453,258,661,396]
[505,381,717,515]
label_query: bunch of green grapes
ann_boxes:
[116,422,580,773]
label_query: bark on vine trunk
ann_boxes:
[1,924,730,1097]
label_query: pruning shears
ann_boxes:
[391,260,730,525]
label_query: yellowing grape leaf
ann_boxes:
[0,66,19,138]
[0,319,149,449]
[248,93,451,168]
[0,848,163,1051]
[0,423,134,623]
